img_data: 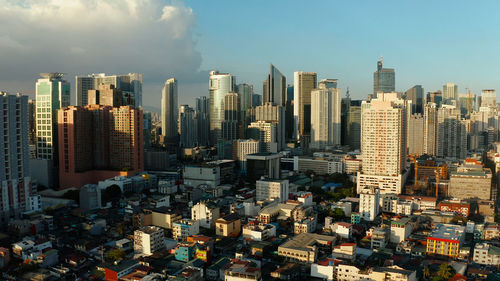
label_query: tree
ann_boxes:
[437,263,455,280]
[106,248,126,261]
[423,265,431,279]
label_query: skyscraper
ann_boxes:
[195,96,210,146]
[310,85,341,149]
[480,89,496,108]
[0,92,39,223]
[294,71,317,139]
[161,78,178,141]
[263,64,286,106]
[423,103,438,155]
[405,85,424,114]
[407,114,424,155]
[357,93,407,194]
[437,105,467,159]
[237,84,253,134]
[58,105,144,189]
[285,85,294,140]
[222,92,240,141]
[255,102,285,150]
[458,93,476,116]
[75,73,143,107]
[248,121,278,153]
[179,105,197,148]
[209,71,235,144]
[443,83,458,105]
[36,73,70,160]
[319,79,338,89]
[345,100,362,150]
[373,58,395,95]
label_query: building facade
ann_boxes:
[161,78,178,142]
[310,86,341,149]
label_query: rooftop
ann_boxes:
[279,233,335,251]
[428,224,465,241]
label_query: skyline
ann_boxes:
[1,0,500,109]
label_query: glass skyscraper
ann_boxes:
[209,70,235,145]
[263,64,286,106]
[373,58,395,94]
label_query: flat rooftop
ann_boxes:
[279,233,335,251]
[428,223,465,241]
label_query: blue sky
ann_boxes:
[183,0,500,102]
[1,0,499,108]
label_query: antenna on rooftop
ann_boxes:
[346,87,350,99]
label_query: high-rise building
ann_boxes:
[427,91,443,107]
[256,178,289,203]
[294,71,317,139]
[36,73,70,160]
[28,99,36,146]
[458,93,476,116]
[285,85,294,140]
[255,102,285,150]
[437,105,467,159]
[179,105,197,148]
[443,83,458,105]
[58,105,143,189]
[222,92,240,141]
[373,58,395,95]
[161,78,178,141]
[310,86,341,149]
[359,187,380,221]
[195,96,210,146]
[405,85,424,114]
[407,114,424,155]
[232,139,260,172]
[87,84,124,107]
[75,73,142,107]
[345,100,362,150]
[423,103,438,155]
[263,64,286,106]
[319,79,338,89]
[480,89,496,108]
[209,71,235,144]
[246,152,281,183]
[357,93,407,194]
[237,84,253,134]
[0,93,40,223]
[248,121,277,153]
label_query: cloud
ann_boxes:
[0,0,205,106]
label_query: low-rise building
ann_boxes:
[133,226,165,255]
[439,200,471,217]
[191,200,220,229]
[242,221,276,241]
[359,186,380,221]
[104,260,140,281]
[151,207,182,229]
[449,162,492,200]
[332,243,356,261]
[225,259,261,281]
[215,213,241,237]
[278,233,335,263]
[473,242,500,266]
[173,219,200,241]
[336,264,417,281]
[390,217,414,243]
[371,227,390,249]
[294,216,317,234]
[256,178,289,203]
[330,222,353,239]
[311,259,336,281]
[426,224,465,258]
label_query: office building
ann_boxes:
[28,99,36,146]
[237,83,253,132]
[0,93,40,223]
[344,100,362,150]
[263,64,286,106]
[426,224,465,258]
[437,105,467,159]
[443,83,458,105]
[222,92,240,141]
[75,73,142,107]
[294,71,317,138]
[178,105,196,148]
[256,178,289,203]
[209,71,235,144]
[449,161,492,200]
[36,73,70,160]
[195,96,210,146]
[247,121,278,153]
[373,57,395,94]
[134,226,165,255]
[427,90,443,106]
[405,85,423,114]
[359,187,380,221]
[232,139,260,172]
[285,85,294,140]
[319,79,338,89]
[246,152,281,183]
[310,86,341,149]
[161,78,178,141]
[255,102,285,150]
[58,105,144,189]
[407,114,424,155]
[423,103,438,155]
[87,84,124,107]
[480,89,496,108]
[357,93,407,194]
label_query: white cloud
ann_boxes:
[0,0,205,106]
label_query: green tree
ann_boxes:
[106,248,126,261]
[423,265,431,279]
[437,263,455,280]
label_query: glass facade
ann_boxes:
[209,71,234,144]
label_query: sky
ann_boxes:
[1,0,500,111]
